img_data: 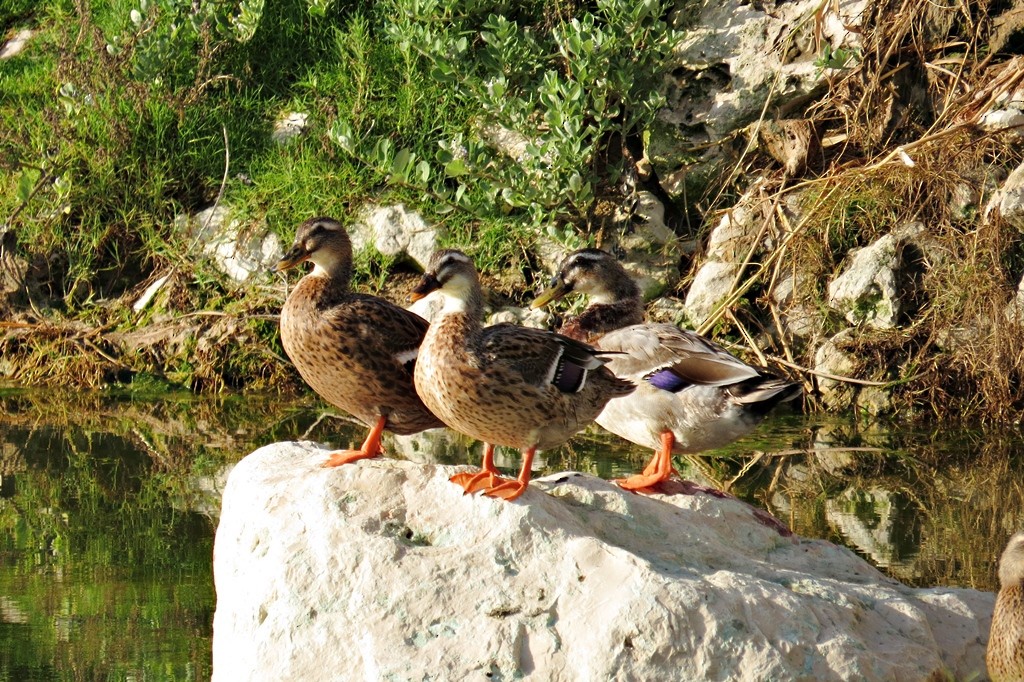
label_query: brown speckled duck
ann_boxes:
[411,249,635,501]
[532,248,801,491]
[274,217,443,467]
[988,531,1024,682]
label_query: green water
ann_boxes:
[1,389,1022,680]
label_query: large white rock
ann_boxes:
[213,442,991,681]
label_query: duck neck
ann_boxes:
[427,279,485,346]
[311,258,353,285]
[563,296,644,340]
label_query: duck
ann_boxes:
[532,248,801,491]
[410,249,635,501]
[988,531,1024,682]
[273,216,444,467]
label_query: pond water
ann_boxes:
[0,388,1021,680]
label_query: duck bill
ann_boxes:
[272,245,309,273]
[530,280,572,309]
[409,273,440,302]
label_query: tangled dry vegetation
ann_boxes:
[690,0,1024,422]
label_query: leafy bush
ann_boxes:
[335,0,682,244]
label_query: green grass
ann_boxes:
[2,0,679,320]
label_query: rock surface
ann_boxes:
[349,204,441,270]
[174,205,283,282]
[827,223,925,329]
[213,442,992,681]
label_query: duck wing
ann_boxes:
[321,294,429,374]
[598,323,761,388]
[480,324,615,393]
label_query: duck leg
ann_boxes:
[450,443,499,492]
[477,446,535,501]
[616,431,676,491]
[322,415,387,468]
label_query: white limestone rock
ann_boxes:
[978,86,1024,137]
[683,182,769,325]
[827,223,926,329]
[984,161,1024,232]
[486,305,552,330]
[654,0,865,172]
[814,329,859,411]
[666,0,865,137]
[1009,273,1024,323]
[349,204,441,271]
[213,442,991,682]
[0,29,34,60]
[175,205,283,282]
[271,111,310,144]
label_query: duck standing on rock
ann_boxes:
[988,531,1024,681]
[532,248,801,491]
[411,249,635,501]
[274,216,444,467]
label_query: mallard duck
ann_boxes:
[532,248,801,491]
[410,249,635,501]
[988,531,1024,682]
[274,216,444,467]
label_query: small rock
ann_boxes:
[630,191,675,244]
[856,385,893,417]
[984,161,1024,231]
[814,329,859,411]
[827,223,926,329]
[349,204,441,270]
[174,205,283,282]
[0,29,34,60]
[486,305,552,330]
[978,91,1024,136]
[271,112,310,144]
[684,260,742,326]
[1010,274,1024,323]
[645,296,689,326]
[683,181,770,325]
[771,271,823,341]
[406,289,444,324]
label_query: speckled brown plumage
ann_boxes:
[275,217,442,464]
[533,248,800,490]
[988,532,1024,682]
[411,249,634,500]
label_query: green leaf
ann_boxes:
[17,168,40,205]
[392,148,413,176]
[444,158,469,177]
[416,160,431,184]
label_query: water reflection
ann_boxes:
[0,389,1021,679]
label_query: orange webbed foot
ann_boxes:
[615,473,668,491]
[615,432,676,493]
[322,447,382,468]
[450,445,533,502]
[449,443,500,494]
[321,416,386,468]
[450,469,499,493]
[481,478,529,501]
